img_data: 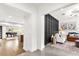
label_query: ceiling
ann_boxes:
[0,3,29,24]
[50,3,79,21]
[0,3,76,23]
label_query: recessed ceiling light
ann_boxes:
[8,16,12,18]
[60,8,64,11]
[70,14,73,16]
[74,14,78,16]
[62,13,65,15]
[2,23,10,25]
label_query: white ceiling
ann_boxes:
[0,3,76,23]
[50,3,79,21]
[0,3,29,24]
[30,3,70,8]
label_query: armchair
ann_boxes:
[55,31,66,43]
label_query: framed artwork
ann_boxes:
[60,23,67,30]
[60,22,76,30]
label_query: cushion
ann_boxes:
[75,34,79,38]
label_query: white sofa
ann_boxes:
[55,31,66,43]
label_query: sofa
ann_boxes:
[67,32,79,42]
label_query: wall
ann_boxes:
[59,17,79,34]
[2,26,6,39]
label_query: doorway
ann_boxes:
[0,22,24,55]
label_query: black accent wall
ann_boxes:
[45,14,59,45]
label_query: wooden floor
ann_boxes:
[0,39,25,56]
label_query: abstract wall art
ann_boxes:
[60,22,76,30]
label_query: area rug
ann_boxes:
[55,41,79,54]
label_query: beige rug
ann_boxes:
[55,41,79,53]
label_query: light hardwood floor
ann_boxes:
[0,39,25,56]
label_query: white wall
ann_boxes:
[59,17,79,33]
[2,26,6,39]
